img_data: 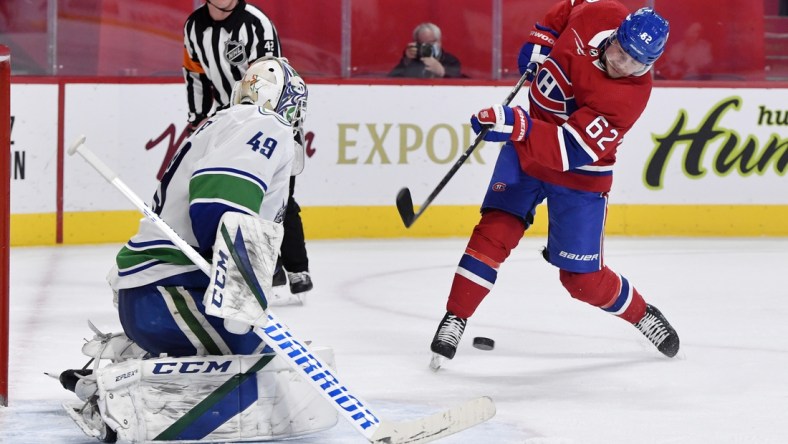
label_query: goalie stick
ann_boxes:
[395,69,533,228]
[68,136,496,443]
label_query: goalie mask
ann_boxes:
[231,57,308,173]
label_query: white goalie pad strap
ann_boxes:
[96,348,338,443]
[81,332,146,363]
[204,212,284,330]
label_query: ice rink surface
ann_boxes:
[2,236,788,443]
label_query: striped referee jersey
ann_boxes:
[183,0,281,125]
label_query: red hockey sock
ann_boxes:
[446,211,525,318]
[559,267,647,323]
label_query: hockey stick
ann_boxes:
[396,69,533,228]
[68,135,495,443]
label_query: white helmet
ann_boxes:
[231,56,308,173]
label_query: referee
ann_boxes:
[183,0,314,296]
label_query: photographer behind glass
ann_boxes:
[389,22,462,78]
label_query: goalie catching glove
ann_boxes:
[470,104,532,142]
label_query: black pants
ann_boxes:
[280,176,309,273]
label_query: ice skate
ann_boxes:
[634,304,680,357]
[288,270,313,294]
[272,267,287,287]
[63,395,117,443]
[429,311,467,370]
[268,270,311,306]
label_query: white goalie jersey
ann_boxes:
[111,104,294,290]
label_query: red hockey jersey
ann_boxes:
[515,0,652,192]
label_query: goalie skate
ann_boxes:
[63,397,117,443]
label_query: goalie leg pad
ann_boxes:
[205,212,284,330]
[95,348,338,443]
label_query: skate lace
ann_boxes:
[288,271,308,284]
[436,315,466,347]
[635,312,670,346]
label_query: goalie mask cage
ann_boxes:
[1,45,10,407]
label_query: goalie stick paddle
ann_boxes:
[396,69,533,228]
[68,136,496,443]
[370,396,495,444]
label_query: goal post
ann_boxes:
[0,44,10,407]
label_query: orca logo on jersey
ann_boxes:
[530,59,577,118]
[274,204,286,224]
[224,40,248,66]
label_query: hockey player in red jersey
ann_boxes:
[430,1,679,369]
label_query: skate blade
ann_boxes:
[268,288,306,307]
[62,401,101,439]
[429,353,446,372]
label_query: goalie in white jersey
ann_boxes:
[56,58,340,443]
[112,56,307,357]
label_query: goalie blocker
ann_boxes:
[205,212,283,334]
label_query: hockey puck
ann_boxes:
[472,336,495,351]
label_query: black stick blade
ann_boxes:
[396,187,416,228]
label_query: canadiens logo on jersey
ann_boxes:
[224,40,248,65]
[529,58,577,120]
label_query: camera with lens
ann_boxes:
[415,43,436,59]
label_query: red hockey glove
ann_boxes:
[470,104,531,142]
